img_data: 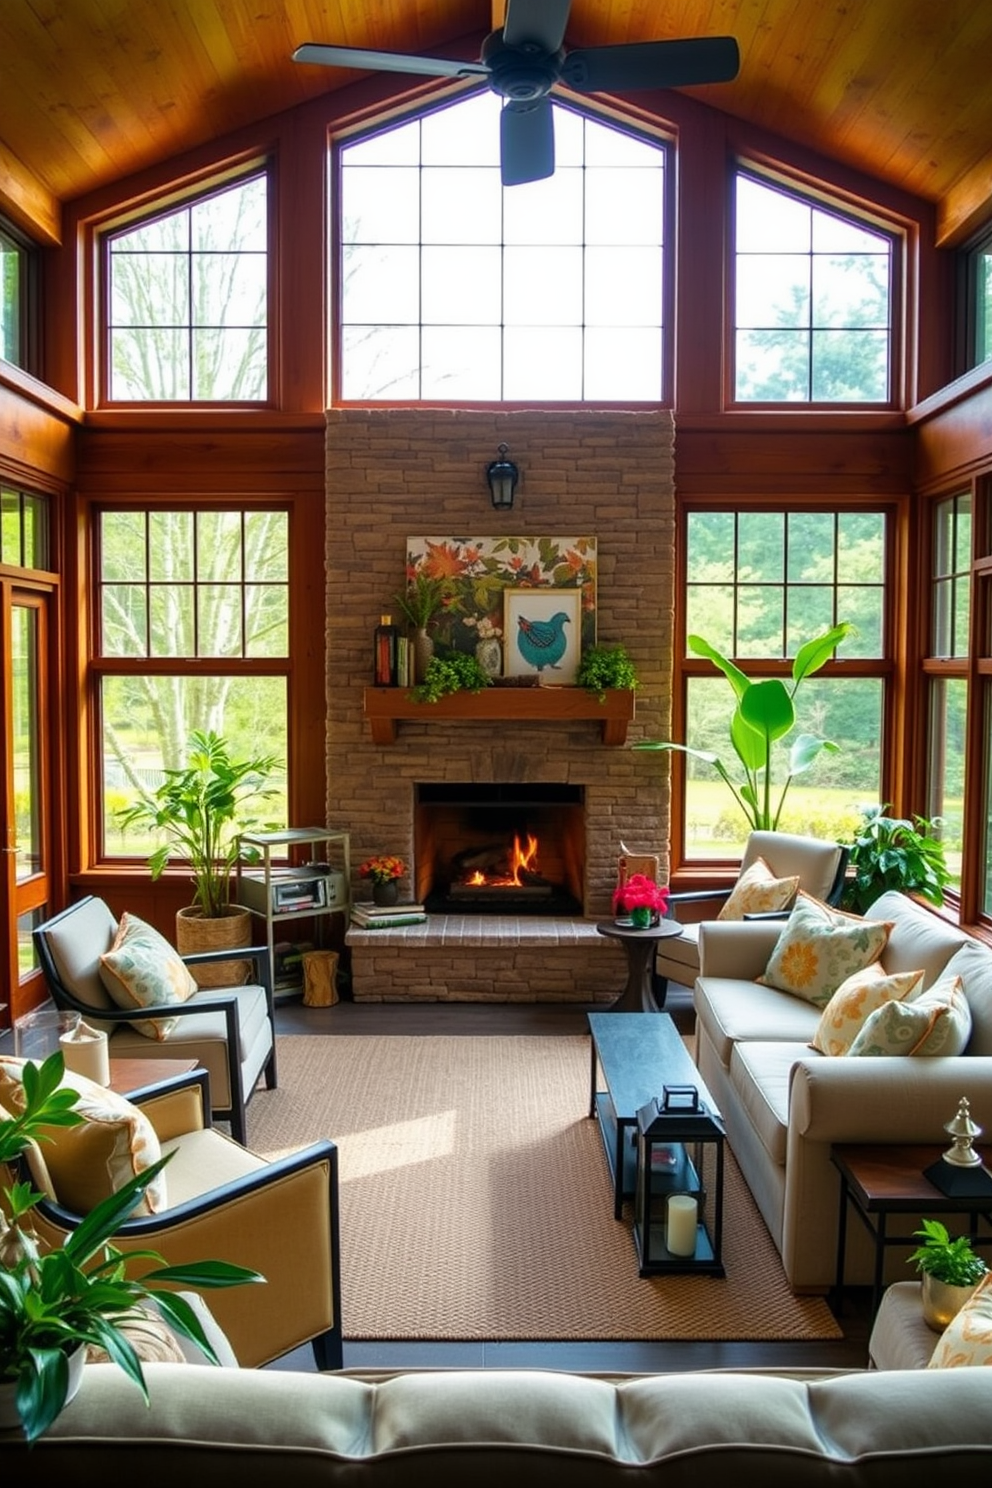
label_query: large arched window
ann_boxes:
[337,91,669,402]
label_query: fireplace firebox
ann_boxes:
[415,783,585,915]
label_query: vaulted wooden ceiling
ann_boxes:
[2,1,990,250]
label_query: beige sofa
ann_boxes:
[694,890,992,1292]
[7,1362,992,1480]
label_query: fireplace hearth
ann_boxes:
[415,782,584,916]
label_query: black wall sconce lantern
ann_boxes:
[486,443,519,510]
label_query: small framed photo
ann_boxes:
[503,588,582,684]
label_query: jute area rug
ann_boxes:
[247,1035,841,1342]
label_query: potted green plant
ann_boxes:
[576,643,640,702]
[840,805,951,914]
[908,1218,989,1330]
[0,1053,261,1441]
[392,573,454,684]
[635,622,854,832]
[116,729,279,983]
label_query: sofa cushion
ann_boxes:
[758,893,893,1008]
[848,973,972,1057]
[717,858,800,920]
[928,1272,992,1368]
[942,939,992,1056]
[810,963,925,1056]
[99,912,198,1040]
[694,976,822,1070]
[0,1055,167,1214]
[728,1041,800,1166]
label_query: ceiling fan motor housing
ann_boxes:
[482,29,563,102]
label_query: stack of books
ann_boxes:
[350,900,428,929]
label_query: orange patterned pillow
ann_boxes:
[929,1272,992,1367]
[716,858,800,921]
[757,892,893,1008]
[810,963,924,1056]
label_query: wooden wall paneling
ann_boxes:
[673,422,913,493]
[913,378,992,494]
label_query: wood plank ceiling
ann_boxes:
[1,1,990,249]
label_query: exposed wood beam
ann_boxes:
[937,153,992,248]
[0,140,61,245]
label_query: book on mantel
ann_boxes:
[350,901,427,928]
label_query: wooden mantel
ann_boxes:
[363,686,636,746]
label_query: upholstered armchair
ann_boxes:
[33,896,276,1145]
[2,1062,342,1370]
[654,831,850,1007]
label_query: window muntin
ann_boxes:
[1,485,49,570]
[339,92,667,402]
[105,173,268,403]
[681,508,887,860]
[733,172,894,404]
[96,506,289,858]
[932,493,971,658]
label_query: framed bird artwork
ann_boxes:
[503,588,582,684]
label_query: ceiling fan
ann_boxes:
[293,0,739,186]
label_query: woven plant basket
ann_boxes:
[175,904,253,989]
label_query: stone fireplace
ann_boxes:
[324,406,675,1001]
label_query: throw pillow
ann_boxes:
[0,1055,167,1214]
[928,1272,992,1367]
[716,858,800,921]
[757,892,894,1008]
[99,911,198,1040]
[85,1302,187,1365]
[810,963,925,1056]
[847,973,973,1057]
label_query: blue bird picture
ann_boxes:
[515,610,571,672]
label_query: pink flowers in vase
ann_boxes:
[612,873,670,928]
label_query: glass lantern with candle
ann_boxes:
[633,1084,726,1276]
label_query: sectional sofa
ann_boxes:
[694,889,992,1292]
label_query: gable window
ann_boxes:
[103,171,269,403]
[678,506,888,860]
[733,170,894,404]
[95,505,288,859]
[337,91,668,402]
[960,227,992,371]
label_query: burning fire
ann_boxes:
[465,833,539,888]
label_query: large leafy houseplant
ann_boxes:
[0,1053,262,1441]
[840,805,951,914]
[635,622,854,832]
[116,728,279,918]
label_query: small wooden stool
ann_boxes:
[302,949,339,1006]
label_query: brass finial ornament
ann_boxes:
[942,1096,983,1168]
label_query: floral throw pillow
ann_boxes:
[99,911,198,1040]
[810,963,925,1056]
[757,892,894,1008]
[929,1272,992,1367]
[716,857,800,921]
[847,973,973,1057]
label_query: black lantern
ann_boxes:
[486,443,519,509]
[633,1084,726,1276]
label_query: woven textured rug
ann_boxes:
[247,1034,841,1342]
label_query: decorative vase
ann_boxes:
[474,635,503,678]
[0,1342,85,1433]
[413,627,435,684]
[176,904,253,988]
[630,906,653,929]
[372,880,399,908]
[921,1272,981,1331]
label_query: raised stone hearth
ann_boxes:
[325,406,674,1002]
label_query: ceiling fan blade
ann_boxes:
[500,100,555,187]
[502,0,572,54]
[292,42,487,81]
[561,37,740,93]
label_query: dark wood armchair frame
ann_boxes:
[33,896,278,1145]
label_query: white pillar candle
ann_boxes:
[666,1194,698,1257]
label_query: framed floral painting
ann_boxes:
[404,536,597,676]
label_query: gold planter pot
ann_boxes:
[921,1271,981,1331]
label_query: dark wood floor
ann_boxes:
[269,982,874,1374]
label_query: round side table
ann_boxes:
[596,919,684,1012]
